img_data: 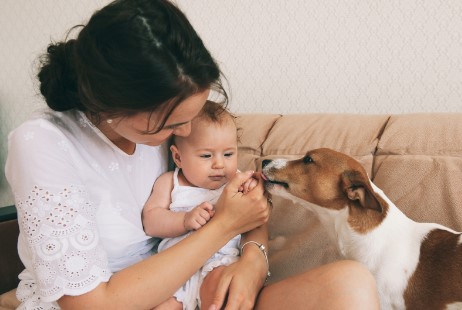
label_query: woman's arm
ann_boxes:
[202,173,271,310]
[206,223,269,310]
[59,170,269,309]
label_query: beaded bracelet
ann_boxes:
[240,241,271,281]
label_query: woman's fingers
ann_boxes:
[208,274,232,310]
[213,170,271,235]
[224,171,255,194]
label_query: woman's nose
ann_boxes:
[173,122,191,137]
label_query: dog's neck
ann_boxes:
[285,183,422,262]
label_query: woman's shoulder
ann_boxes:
[9,109,80,141]
[6,109,94,170]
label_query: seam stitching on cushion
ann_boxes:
[260,114,283,157]
[371,115,392,180]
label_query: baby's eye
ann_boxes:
[224,152,234,157]
[200,154,212,158]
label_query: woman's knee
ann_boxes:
[332,260,377,289]
[326,260,379,308]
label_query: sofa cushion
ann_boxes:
[266,197,341,284]
[376,113,462,156]
[237,113,390,176]
[374,113,462,231]
[235,114,281,171]
[373,155,462,231]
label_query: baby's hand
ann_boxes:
[239,176,258,194]
[184,202,215,231]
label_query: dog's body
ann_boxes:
[262,148,462,310]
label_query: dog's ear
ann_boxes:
[341,170,384,212]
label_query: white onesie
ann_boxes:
[157,168,241,310]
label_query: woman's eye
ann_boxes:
[164,125,178,131]
[303,156,314,164]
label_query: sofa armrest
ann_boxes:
[0,206,17,222]
[0,206,23,295]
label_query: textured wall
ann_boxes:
[1,0,462,206]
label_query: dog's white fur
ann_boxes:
[264,155,462,310]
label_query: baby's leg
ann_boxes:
[151,297,183,310]
[200,266,226,309]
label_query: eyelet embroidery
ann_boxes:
[108,162,119,171]
[15,185,111,305]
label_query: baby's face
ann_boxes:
[174,118,238,190]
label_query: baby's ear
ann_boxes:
[170,144,182,168]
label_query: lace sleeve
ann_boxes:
[6,119,112,303]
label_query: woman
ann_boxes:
[5,0,379,309]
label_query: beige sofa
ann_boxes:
[1,113,462,308]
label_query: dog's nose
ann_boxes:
[262,159,272,168]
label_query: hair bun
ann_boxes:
[38,40,80,111]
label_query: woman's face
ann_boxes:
[104,89,210,147]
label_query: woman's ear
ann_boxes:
[170,144,182,168]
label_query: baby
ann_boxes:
[142,101,256,310]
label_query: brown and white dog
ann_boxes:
[262,148,462,310]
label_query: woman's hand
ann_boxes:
[204,244,268,310]
[213,171,270,237]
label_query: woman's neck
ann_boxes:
[86,112,136,155]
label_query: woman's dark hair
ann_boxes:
[38,0,227,130]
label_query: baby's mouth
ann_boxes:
[209,175,225,181]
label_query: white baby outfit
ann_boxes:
[5,109,168,309]
[157,168,241,310]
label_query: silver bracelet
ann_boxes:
[240,241,271,280]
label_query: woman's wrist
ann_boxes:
[240,241,271,282]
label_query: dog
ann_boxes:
[262,148,462,310]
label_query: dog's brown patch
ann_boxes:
[404,229,462,309]
[264,148,389,234]
[341,168,389,234]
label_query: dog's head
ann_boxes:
[262,148,388,231]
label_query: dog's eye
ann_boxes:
[303,156,314,164]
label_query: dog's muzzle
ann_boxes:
[261,160,290,189]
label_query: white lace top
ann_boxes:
[5,109,168,309]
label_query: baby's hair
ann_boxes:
[167,100,239,171]
[196,100,235,125]
[197,100,243,144]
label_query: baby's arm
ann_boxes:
[142,172,187,238]
[183,201,214,231]
[142,172,215,237]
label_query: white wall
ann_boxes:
[1,0,462,206]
